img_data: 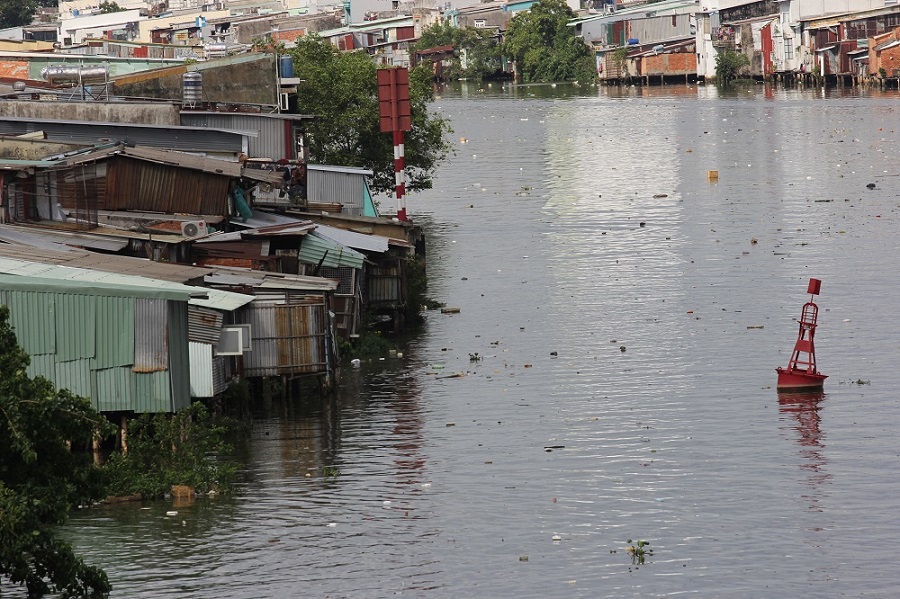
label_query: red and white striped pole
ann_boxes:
[393,129,407,221]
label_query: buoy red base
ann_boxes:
[776,367,827,392]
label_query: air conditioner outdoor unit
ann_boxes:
[181,220,207,238]
[215,325,251,356]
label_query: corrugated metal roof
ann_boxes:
[232,211,307,229]
[0,258,253,311]
[569,0,699,26]
[183,110,315,122]
[874,39,900,51]
[0,117,248,153]
[195,221,315,242]
[0,272,192,301]
[314,224,390,253]
[308,164,374,176]
[0,224,129,252]
[241,168,285,185]
[0,159,56,170]
[299,232,366,270]
[0,228,76,251]
[244,222,317,237]
[58,145,244,178]
[0,243,213,283]
[204,268,338,292]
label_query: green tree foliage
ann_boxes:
[288,35,452,194]
[502,0,596,83]
[715,50,750,86]
[0,0,37,28]
[0,305,113,598]
[412,22,501,80]
[98,1,125,13]
[101,403,237,499]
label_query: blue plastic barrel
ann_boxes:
[279,55,294,78]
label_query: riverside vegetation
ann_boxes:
[0,305,239,597]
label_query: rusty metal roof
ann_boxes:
[0,242,214,283]
[0,223,129,252]
[204,267,338,292]
[53,144,283,184]
[58,144,244,177]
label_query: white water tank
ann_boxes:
[182,72,203,107]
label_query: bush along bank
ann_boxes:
[101,402,238,501]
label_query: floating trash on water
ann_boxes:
[519,555,529,562]
[166,511,178,517]
[327,523,337,527]
[552,534,562,542]
[350,358,361,367]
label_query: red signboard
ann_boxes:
[377,67,411,133]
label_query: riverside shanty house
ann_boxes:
[0,142,281,261]
[0,244,342,405]
[0,250,254,408]
[201,211,418,336]
[0,273,197,415]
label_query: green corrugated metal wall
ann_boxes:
[55,358,93,397]
[134,372,173,413]
[55,294,96,362]
[27,354,56,381]
[94,367,134,412]
[94,295,135,369]
[167,301,191,412]
[5,291,56,354]
[1,287,190,413]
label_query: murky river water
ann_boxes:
[62,83,900,597]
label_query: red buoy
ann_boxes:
[776,278,827,391]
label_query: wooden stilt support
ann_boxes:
[120,414,128,454]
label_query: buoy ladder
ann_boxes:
[787,301,819,374]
